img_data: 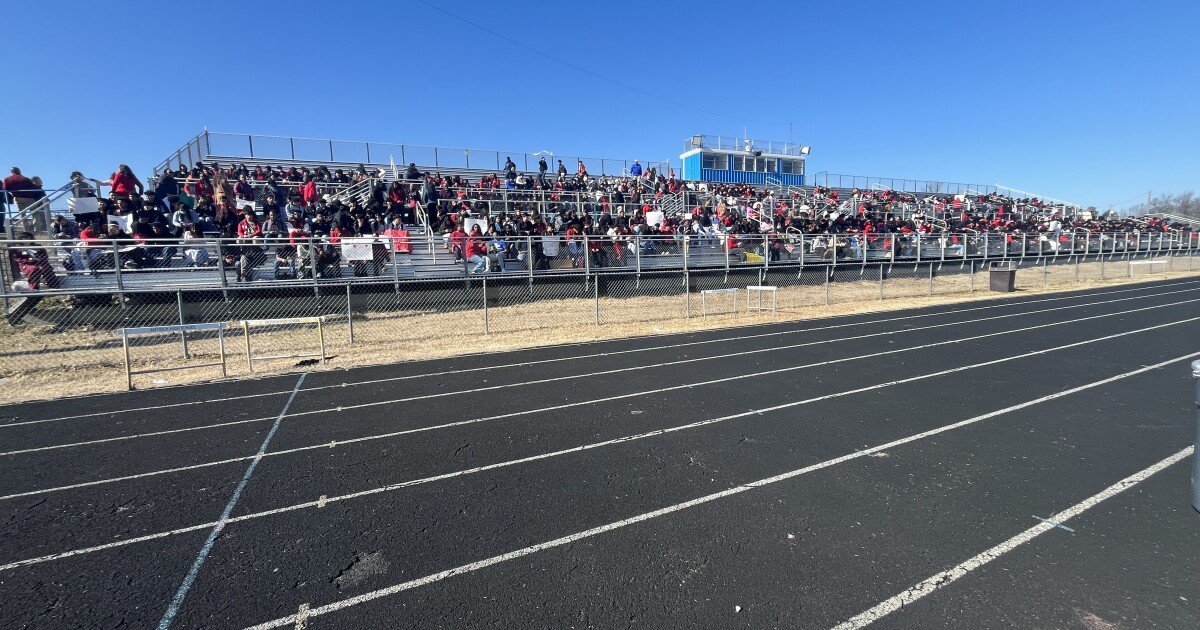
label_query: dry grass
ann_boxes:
[1,258,1196,405]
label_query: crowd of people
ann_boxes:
[2,159,1194,289]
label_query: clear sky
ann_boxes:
[1,0,1196,210]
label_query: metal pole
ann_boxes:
[593,275,600,325]
[122,330,132,391]
[318,317,327,364]
[392,246,399,294]
[1193,360,1200,513]
[243,321,253,372]
[177,290,189,359]
[345,283,354,345]
[685,269,690,319]
[218,326,227,378]
[878,262,884,300]
[112,241,126,310]
[824,261,831,305]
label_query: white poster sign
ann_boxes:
[68,197,99,214]
[340,237,375,261]
[646,211,665,227]
[464,218,489,235]
[107,214,131,233]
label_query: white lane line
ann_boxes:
[5,290,1196,460]
[294,604,309,630]
[0,455,259,501]
[156,374,307,630]
[5,340,1196,575]
[3,292,1197,493]
[238,356,1200,630]
[6,279,1194,429]
[829,446,1194,630]
[1031,515,1076,533]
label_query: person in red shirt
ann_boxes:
[103,165,143,198]
[301,177,319,206]
[465,224,488,273]
[447,224,467,261]
[237,211,263,240]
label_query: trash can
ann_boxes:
[989,261,1017,292]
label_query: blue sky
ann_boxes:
[1,0,1196,210]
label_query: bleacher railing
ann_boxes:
[153,131,668,181]
[2,231,1194,304]
[811,172,1000,197]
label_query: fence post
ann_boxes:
[593,275,600,325]
[824,262,831,305]
[391,246,399,295]
[969,260,975,292]
[482,275,489,334]
[928,261,933,295]
[1075,254,1081,283]
[177,290,189,359]
[583,234,590,287]
[635,234,642,277]
[1192,360,1200,513]
[685,269,690,319]
[111,241,126,310]
[878,262,884,300]
[1042,257,1048,288]
[346,283,354,346]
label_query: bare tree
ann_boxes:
[1126,191,1200,219]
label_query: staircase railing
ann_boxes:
[4,183,74,239]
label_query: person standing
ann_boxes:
[104,164,144,198]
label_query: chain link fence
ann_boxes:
[2,235,1198,401]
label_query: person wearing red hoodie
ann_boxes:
[465,224,488,273]
[104,165,143,198]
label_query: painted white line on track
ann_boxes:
[236,356,1200,630]
[5,279,1195,429]
[156,373,307,629]
[3,290,1197,460]
[828,446,1194,630]
[4,340,1196,575]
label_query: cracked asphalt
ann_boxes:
[1,277,1198,629]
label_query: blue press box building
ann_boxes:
[679,134,810,186]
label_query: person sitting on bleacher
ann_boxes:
[465,224,488,274]
[139,222,178,267]
[181,226,210,267]
[9,232,60,291]
[486,229,508,272]
[233,211,266,282]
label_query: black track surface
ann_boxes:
[1,278,1198,629]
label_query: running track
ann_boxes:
[1,277,1198,629]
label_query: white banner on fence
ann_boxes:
[236,198,257,212]
[646,211,665,227]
